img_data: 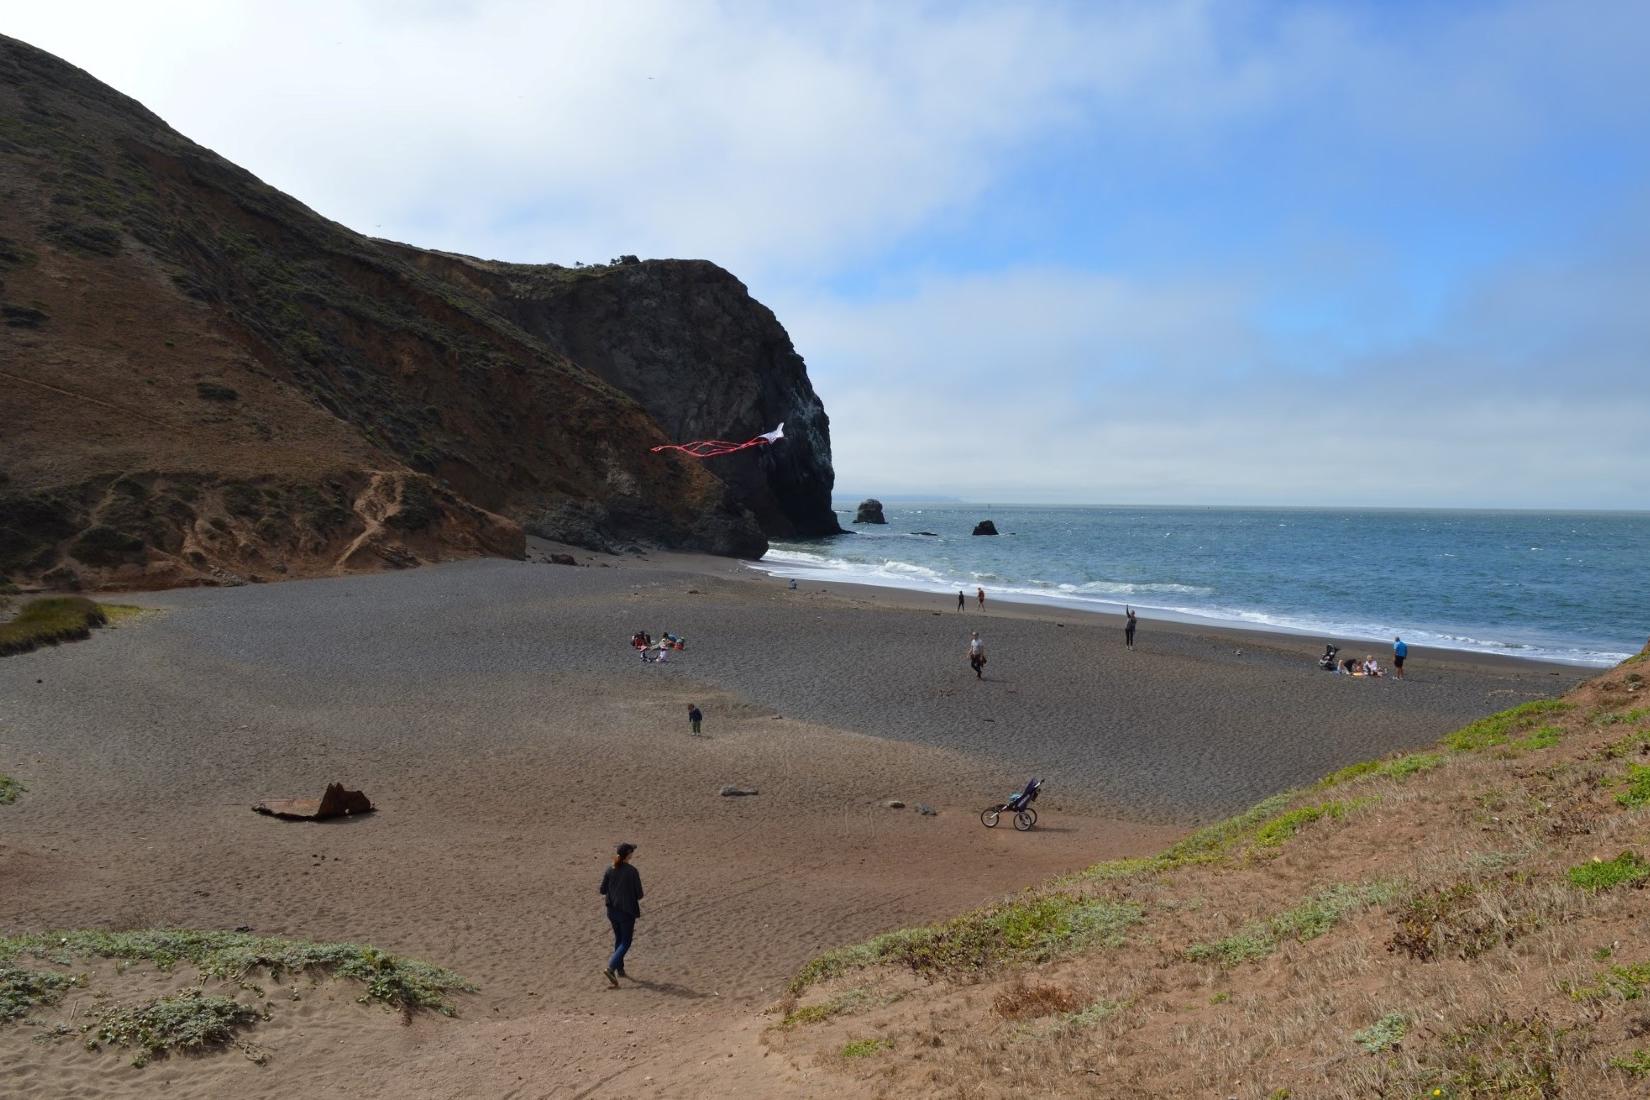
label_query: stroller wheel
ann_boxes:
[1013,810,1035,831]
[980,808,1001,828]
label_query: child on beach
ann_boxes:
[968,631,987,679]
[1393,636,1407,679]
[688,704,702,735]
[977,586,986,610]
[1125,606,1138,650]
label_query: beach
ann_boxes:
[0,546,1587,1097]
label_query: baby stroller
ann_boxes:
[1318,644,1340,671]
[981,777,1042,831]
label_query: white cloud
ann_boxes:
[7,1,1649,506]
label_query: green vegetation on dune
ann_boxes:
[790,894,1143,993]
[1251,798,1370,849]
[1184,880,1402,966]
[0,774,23,805]
[1317,751,1444,789]
[1352,1011,1410,1053]
[1566,960,1650,1003]
[0,596,107,656]
[840,1037,891,1058]
[1444,700,1573,753]
[89,990,264,1067]
[0,930,473,1016]
[1617,765,1650,808]
[1567,852,1650,892]
[0,967,81,1022]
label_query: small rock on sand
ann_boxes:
[884,799,905,809]
[916,804,937,816]
[719,785,758,797]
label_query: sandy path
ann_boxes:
[0,553,1583,1097]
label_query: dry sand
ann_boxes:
[0,547,1587,1097]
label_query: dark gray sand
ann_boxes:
[8,553,1581,822]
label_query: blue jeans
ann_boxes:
[607,909,636,972]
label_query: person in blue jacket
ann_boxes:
[600,842,644,985]
[1393,636,1408,680]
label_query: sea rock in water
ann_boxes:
[972,519,999,536]
[719,785,759,797]
[912,531,938,536]
[854,499,887,524]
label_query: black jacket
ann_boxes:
[600,862,644,918]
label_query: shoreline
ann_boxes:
[657,548,1581,679]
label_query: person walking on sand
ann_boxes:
[1125,606,1138,650]
[1393,636,1408,680]
[600,842,643,985]
[977,586,986,611]
[968,631,987,679]
[688,703,703,735]
[957,590,965,611]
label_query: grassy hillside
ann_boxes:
[771,646,1650,1097]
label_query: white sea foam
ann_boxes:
[746,548,1628,667]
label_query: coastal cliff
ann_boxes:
[0,34,838,589]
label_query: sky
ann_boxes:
[7,0,1649,508]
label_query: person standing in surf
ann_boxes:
[1125,606,1138,650]
[600,842,644,985]
[968,631,987,679]
[1393,636,1408,680]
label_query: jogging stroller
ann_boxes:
[1318,644,1340,671]
[981,777,1042,831]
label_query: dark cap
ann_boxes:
[616,842,637,857]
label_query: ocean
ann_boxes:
[752,504,1650,667]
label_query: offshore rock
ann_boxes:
[854,499,887,524]
[972,520,999,536]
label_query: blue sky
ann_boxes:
[10,1,1649,507]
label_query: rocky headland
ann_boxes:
[0,34,840,591]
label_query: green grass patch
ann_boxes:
[1567,851,1650,892]
[89,990,261,1067]
[1599,706,1650,727]
[1605,729,1650,760]
[1443,700,1573,753]
[0,597,107,657]
[1185,881,1401,966]
[0,774,23,805]
[1419,1013,1561,1098]
[1510,725,1563,753]
[840,1036,891,1058]
[790,893,1143,993]
[1352,1011,1410,1053]
[1250,798,1369,849]
[1610,1050,1650,1076]
[1318,752,1444,789]
[1618,765,1650,809]
[0,930,473,1015]
[0,967,81,1021]
[779,989,869,1030]
[1566,961,1650,1002]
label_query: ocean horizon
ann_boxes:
[752,502,1650,667]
